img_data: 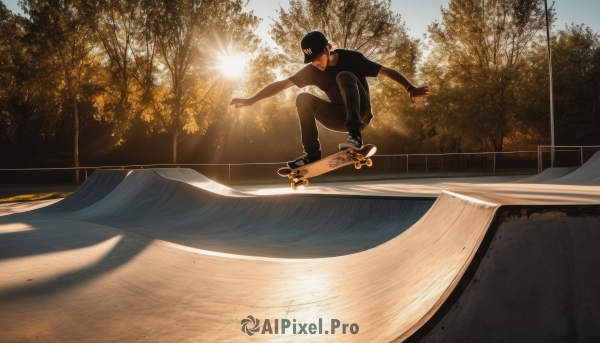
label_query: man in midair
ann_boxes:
[230,31,429,169]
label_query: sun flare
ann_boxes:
[220,54,246,78]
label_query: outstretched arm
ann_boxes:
[230,79,295,108]
[378,66,430,104]
[378,66,414,89]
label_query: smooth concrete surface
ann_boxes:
[583,175,600,186]
[0,189,496,343]
[1,168,600,342]
[38,169,131,213]
[516,166,579,183]
[406,206,600,343]
[0,199,60,216]
[28,170,434,258]
[237,175,600,205]
[153,168,251,197]
[544,150,600,185]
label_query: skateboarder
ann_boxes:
[230,31,429,169]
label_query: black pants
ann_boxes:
[295,71,371,153]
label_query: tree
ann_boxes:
[0,4,27,151]
[423,0,551,152]
[271,0,410,64]
[0,2,71,167]
[550,25,600,145]
[78,0,156,142]
[144,0,261,163]
[22,0,102,182]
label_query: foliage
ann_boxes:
[139,0,261,162]
[1,0,599,169]
[78,0,155,141]
[422,0,551,152]
[549,25,600,144]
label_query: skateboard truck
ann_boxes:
[349,153,373,170]
[290,179,309,190]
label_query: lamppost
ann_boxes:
[544,0,555,166]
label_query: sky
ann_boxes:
[2,0,599,48]
[245,0,600,48]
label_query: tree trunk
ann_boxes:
[73,97,79,184]
[172,132,177,164]
[492,131,504,162]
[492,131,504,153]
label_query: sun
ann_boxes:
[220,54,246,78]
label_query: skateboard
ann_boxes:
[277,144,377,190]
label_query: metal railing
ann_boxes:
[3,146,598,185]
[0,150,540,185]
[537,145,600,172]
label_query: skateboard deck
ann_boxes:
[278,144,377,190]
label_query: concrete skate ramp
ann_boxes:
[405,205,600,343]
[53,169,433,258]
[582,175,600,186]
[153,168,251,197]
[38,169,131,213]
[516,166,578,183]
[545,150,600,185]
[0,190,502,342]
[3,171,600,342]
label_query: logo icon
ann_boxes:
[241,315,261,336]
[303,48,313,55]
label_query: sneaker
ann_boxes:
[287,151,321,169]
[338,133,363,150]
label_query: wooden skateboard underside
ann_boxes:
[278,144,377,189]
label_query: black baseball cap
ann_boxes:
[300,31,328,63]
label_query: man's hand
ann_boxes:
[378,67,430,104]
[229,98,254,108]
[408,86,430,104]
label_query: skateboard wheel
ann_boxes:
[303,179,309,187]
[354,162,362,169]
[291,182,297,190]
[365,158,373,167]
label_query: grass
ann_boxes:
[0,192,72,203]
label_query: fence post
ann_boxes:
[538,145,542,174]
[581,146,584,165]
[84,168,88,180]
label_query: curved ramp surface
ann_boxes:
[545,151,600,185]
[0,191,499,342]
[152,168,250,197]
[2,170,600,342]
[55,169,434,258]
[405,205,600,343]
[517,166,578,183]
[583,175,600,186]
[38,169,131,213]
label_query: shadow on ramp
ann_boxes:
[61,169,435,258]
